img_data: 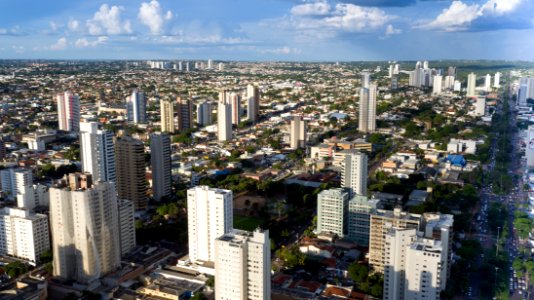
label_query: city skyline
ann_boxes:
[1,0,534,61]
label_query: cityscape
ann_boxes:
[1,1,534,300]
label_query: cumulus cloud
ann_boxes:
[49,21,59,32]
[258,46,302,55]
[50,37,68,50]
[86,4,132,35]
[138,0,173,34]
[385,24,401,35]
[480,0,523,15]
[291,1,331,16]
[324,4,391,31]
[68,19,80,31]
[75,36,108,48]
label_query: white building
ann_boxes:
[126,90,146,124]
[316,188,350,237]
[347,195,379,247]
[432,75,442,95]
[117,199,136,256]
[215,229,271,300]
[197,101,212,126]
[217,90,232,141]
[160,99,175,133]
[341,150,368,196]
[80,122,116,182]
[229,92,242,125]
[247,84,260,123]
[475,96,486,116]
[150,133,172,201]
[494,72,501,88]
[383,228,417,300]
[359,87,369,133]
[17,184,49,210]
[453,80,462,92]
[187,186,233,263]
[49,173,121,284]
[290,116,307,149]
[484,74,492,92]
[0,168,33,200]
[466,72,477,97]
[368,84,377,132]
[57,91,80,132]
[0,207,50,265]
[444,76,455,90]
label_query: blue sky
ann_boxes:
[1,0,533,60]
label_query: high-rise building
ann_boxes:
[207,59,213,69]
[247,84,260,122]
[453,80,462,92]
[484,74,492,92]
[0,207,50,264]
[218,90,232,141]
[160,99,175,133]
[494,72,501,88]
[150,133,172,201]
[475,96,486,116]
[229,92,242,125]
[117,199,136,256]
[383,228,418,300]
[215,229,271,300]
[358,87,369,133]
[316,188,350,237]
[447,66,456,77]
[518,77,534,106]
[369,208,422,273]
[49,173,121,283]
[126,90,146,124]
[361,73,370,88]
[187,186,233,263]
[290,116,307,149]
[341,150,368,196]
[177,97,193,131]
[197,101,212,126]
[444,76,455,90]
[0,168,33,200]
[423,60,429,69]
[432,75,442,95]
[56,91,80,132]
[0,139,6,160]
[466,72,477,97]
[347,195,379,247]
[80,122,116,182]
[115,137,148,210]
[17,184,49,210]
[367,84,377,132]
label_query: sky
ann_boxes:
[0,0,533,61]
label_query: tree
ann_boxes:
[206,275,215,288]
[190,293,207,300]
[4,261,29,278]
[348,262,369,282]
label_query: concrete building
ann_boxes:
[215,229,271,300]
[432,75,442,95]
[383,228,417,300]
[341,150,368,196]
[17,184,49,211]
[228,92,242,125]
[187,186,233,263]
[117,199,136,256]
[369,208,422,273]
[361,72,370,89]
[197,101,212,126]
[247,84,260,122]
[160,99,175,133]
[218,90,232,141]
[0,139,5,160]
[475,96,486,116]
[49,173,121,284]
[115,137,148,210]
[126,90,146,124]
[347,195,379,247]
[494,72,501,88]
[358,87,369,133]
[0,207,50,264]
[0,168,33,201]
[368,84,377,132]
[316,188,350,237]
[56,91,80,132]
[466,73,477,97]
[290,116,307,149]
[177,97,193,131]
[484,74,492,92]
[80,122,116,182]
[150,133,172,201]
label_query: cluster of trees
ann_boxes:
[35,163,78,180]
[1,261,30,278]
[275,245,306,269]
[512,258,534,284]
[513,211,533,240]
[347,263,383,298]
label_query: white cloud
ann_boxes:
[50,37,68,50]
[291,1,331,16]
[259,46,302,55]
[423,1,480,31]
[480,0,523,15]
[75,36,108,48]
[49,21,59,32]
[138,0,173,34]
[385,24,401,35]
[86,4,132,35]
[324,4,391,32]
[68,19,80,31]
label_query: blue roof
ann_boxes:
[447,154,466,167]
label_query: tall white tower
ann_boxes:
[317,188,350,237]
[432,75,442,95]
[160,99,175,133]
[341,150,368,196]
[218,90,232,141]
[247,84,260,123]
[484,74,492,92]
[80,122,116,182]
[290,116,307,149]
[56,91,80,132]
[494,72,501,88]
[187,186,233,263]
[215,229,271,300]
[359,87,369,133]
[229,92,242,125]
[126,90,146,124]
[197,101,212,126]
[368,84,377,132]
[150,133,172,201]
[466,73,477,97]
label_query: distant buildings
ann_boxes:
[217,90,232,141]
[247,84,260,123]
[80,122,116,182]
[341,150,368,196]
[177,97,193,131]
[117,199,136,257]
[432,75,442,95]
[0,207,50,264]
[150,133,172,201]
[0,168,33,201]
[49,173,121,284]
[215,229,271,300]
[494,72,501,88]
[160,99,175,133]
[56,91,80,132]
[126,90,146,124]
[197,101,212,126]
[229,92,242,125]
[466,73,477,97]
[347,195,379,247]
[518,77,534,106]
[316,188,350,238]
[290,116,307,149]
[0,139,5,160]
[484,74,492,92]
[115,137,148,210]
[475,96,486,116]
[358,84,377,133]
[187,186,233,263]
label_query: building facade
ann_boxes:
[150,133,172,201]
[56,91,80,132]
[341,150,368,196]
[316,188,350,237]
[115,137,148,210]
[80,122,116,182]
[160,99,175,133]
[126,90,146,124]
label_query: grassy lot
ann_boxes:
[234,215,265,231]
